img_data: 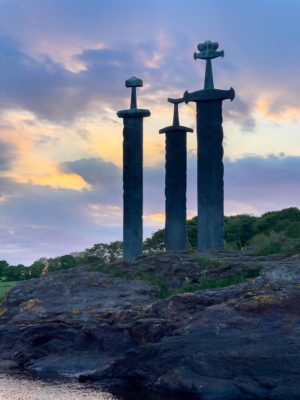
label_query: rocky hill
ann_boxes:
[0,250,299,399]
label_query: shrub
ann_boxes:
[29,261,46,278]
[285,222,300,239]
[59,255,78,270]
[224,214,257,249]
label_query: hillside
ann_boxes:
[0,250,299,399]
[1,207,300,286]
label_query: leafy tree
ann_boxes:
[29,261,45,278]
[84,241,123,262]
[254,207,300,235]
[143,228,165,253]
[59,255,78,270]
[4,265,26,281]
[0,260,9,278]
[187,217,197,248]
[224,215,257,249]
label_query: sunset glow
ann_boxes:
[0,0,299,264]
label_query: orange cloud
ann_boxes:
[145,213,165,222]
[256,96,300,122]
[15,172,89,190]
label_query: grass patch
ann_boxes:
[133,272,173,299]
[87,264,130,279]
[0,281,17,301]
[180,271,259,294]
[86,261,261,299]
[196,257,226,269]
[179,267,261,295]
[257,242,282,256]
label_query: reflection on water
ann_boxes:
[0,373,119,400]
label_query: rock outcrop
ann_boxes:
[0,251,299,399]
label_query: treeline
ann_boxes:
[0,255,79,282]
[144,207,300,255]
[1,207,300,282]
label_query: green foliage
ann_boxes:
[46,255,78,273]
[224,215,257,249]
[0,260,9,278]
[249,233,269,248]
[84,241,123,263]
[29,261,45,278]
[143,207,300,256]
[258,243,282,256]
[60,255,78,269]
[3,265,27,281]
[285,221,300,239]
[87,263,130,279]
[254,207,300,235]
[196,257,225,269]
[143,229,165,253]
[187,217,197,248]
[177,266,261,295]
[0,281,17,301]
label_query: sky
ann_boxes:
[0,0,300,264]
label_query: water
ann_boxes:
[0,373,120,400]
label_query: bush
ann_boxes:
[4,265,27,281]
[85,241,123,262]
[285,222,300,239]
[47,255,77,273]
[224,215,257,249]
[0,260,9,279]
[249,233,269,248]
[29,261,46,278]
[254,207,300,235]
[258,242,282,256]
[59,255,78,270]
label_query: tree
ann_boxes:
[4,265,26,281]
[0,260,9,279]
[59,255,78,270]
[224,215,257,249]
[29,261,45,278]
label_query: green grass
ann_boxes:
[196,257,225,269]
[86,261,261,299]
[179,268,261,295]
[133,272,173,299]
[0,281,17,301]
[87,263,130,279]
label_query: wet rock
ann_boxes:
[0,359,19,370]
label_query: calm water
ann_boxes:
[0,373,120,400]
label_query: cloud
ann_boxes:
[223,96,256,132]
[1,0,300,131]
[1,153,300,264]
[255,96,300,122]
[0,0,300,265]
[61,157,121,187]
[0,140,16,170]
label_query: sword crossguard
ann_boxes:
[167,97,184,105]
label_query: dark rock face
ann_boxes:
[0,252,299,399]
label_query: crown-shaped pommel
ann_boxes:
[194,40,224,60]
